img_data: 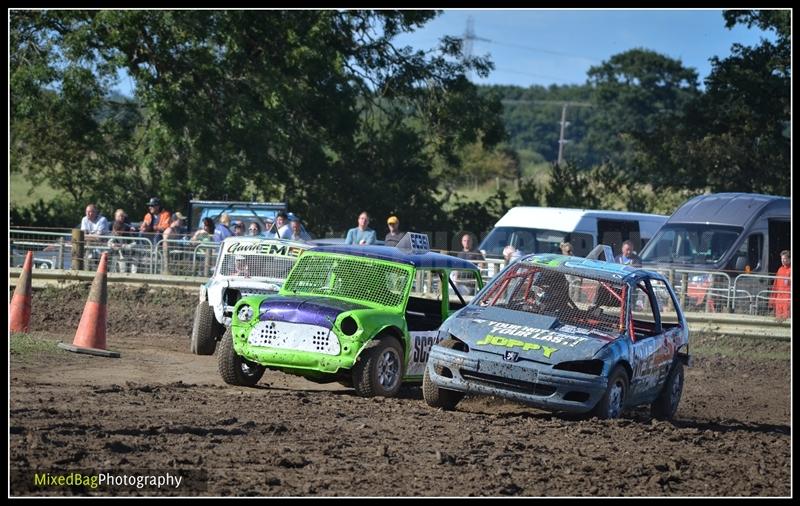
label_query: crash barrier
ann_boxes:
[153,239,220,277]
[10,267,791,340]
[10,229,790,319]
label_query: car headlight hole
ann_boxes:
[340,316,358,336]
[237,304,253,322]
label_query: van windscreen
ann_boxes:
[640,224,742,266]
[479,227,570,258]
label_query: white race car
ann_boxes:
[190,236,312,355]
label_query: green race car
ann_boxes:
[218,234,484,397]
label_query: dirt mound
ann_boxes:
[28,284,195,337]
[10,286,791,497]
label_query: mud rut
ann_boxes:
[10,285,791,496]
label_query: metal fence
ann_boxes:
[9,228,791,320]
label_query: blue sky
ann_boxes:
[111,9,778,96]
[392,9,778,88]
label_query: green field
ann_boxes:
[10,170,59,208]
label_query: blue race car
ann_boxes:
[423,253,690,420]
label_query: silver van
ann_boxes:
[478,207,668,258]
[640,193,790,275]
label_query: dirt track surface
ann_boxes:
[10,285,792,497]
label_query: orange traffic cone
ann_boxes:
[58,252,120,358]
[9,251,34,333]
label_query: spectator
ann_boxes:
[287,217,311,242]
[345,211,376,245]
[268,211,289,238]
[768,250,791,320]
[214,213,233,242]
[192,217,216,243]
[112,209,136,235]
[232,221,246,237]
[108,221,138,272]
[384,216,405,247]
[615,240,642,267]
[457,233,484,261]
[247,222,262,236]
[560,241,574,256]
[139,197,172,241]
[451,233,483,296]
[503,244,522,264]
[163,212,189,241]
[80,204,110,237]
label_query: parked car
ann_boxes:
[190,236,313,355]
[423,253,690,419]
[219,233,484,397]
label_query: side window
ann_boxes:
[411,268,442,300]
[649,279,680,326]
[732,234,763,272]
[567,232,593,257]
[449,269,480,297]
[631,282,658,338]
[598,219,641,253]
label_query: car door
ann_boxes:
[405,269,445,378]
[628,279,676,404]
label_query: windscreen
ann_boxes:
[640,224,742,266]
[475,261,626,336]
[479,227,570,258]
[281,253,413,309]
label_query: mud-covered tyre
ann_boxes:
[217,328,265,386]
[422,339,465,410]
[650,362,684,420]
[591,365,628,419]
[191,301,219,355]
[352,336,403,398]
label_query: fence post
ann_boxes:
[203,248,212,277]
[71,229,85,271]
[679,272,687,310]
[162,240,170,276]
[56,237,65,269]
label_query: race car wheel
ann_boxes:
[218,328,265,387]
[191,301,219,355]
[422,339,465,411]
[591,365,628,419]
[650,362,684,420]
[352,336,403,398]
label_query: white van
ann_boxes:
[478,207,668,258]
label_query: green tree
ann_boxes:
[584,48,700,174]
[631,10,789,196]
[10,10,506,233]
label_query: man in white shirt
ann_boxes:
[80,204,109,237]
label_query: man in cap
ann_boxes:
[163,211,189,241]
[139,197,172,240]
[384,215,405,247]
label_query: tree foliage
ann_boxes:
[10,10,505,235]
[630,10,790,196]
[585,48,700,174]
